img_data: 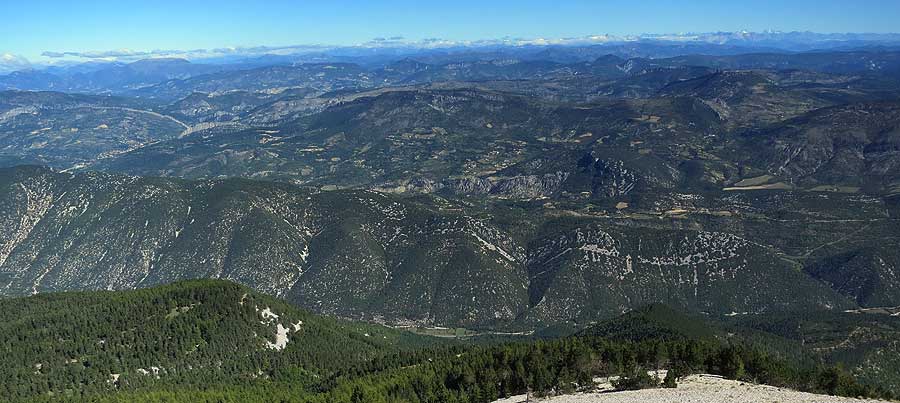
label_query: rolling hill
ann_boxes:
[0,91,185,168]
[1,42,899,403]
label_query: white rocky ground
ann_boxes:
[492,374,890,403]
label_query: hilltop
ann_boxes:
[493,373,892,403]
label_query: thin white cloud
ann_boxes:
[34,31,900,64]
[41,49,186,59]
[39,44,332,62]
[0,53,32,73]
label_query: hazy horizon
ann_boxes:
[3,30,900,73]
[4,0,900,64]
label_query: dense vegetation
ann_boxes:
[585,304,900,393]
[27,334,895,402]
[1,281,894,402]
[0,280,433,401]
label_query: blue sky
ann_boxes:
[3,0,900,61]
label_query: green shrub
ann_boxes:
[663,370,678,388]
[612,367,660,391]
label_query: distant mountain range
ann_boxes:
[4,30,900,76]
[3,42,900,332]
[3,47,900,99]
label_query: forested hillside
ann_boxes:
[0,280,431,401]
[1,281,895,402]
[4,166,894,330]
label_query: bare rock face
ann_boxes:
[410,172,570,199]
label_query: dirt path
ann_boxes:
[77,105,189,130]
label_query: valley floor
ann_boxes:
[492,374,890,403]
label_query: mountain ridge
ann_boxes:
[3,165,890,330]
